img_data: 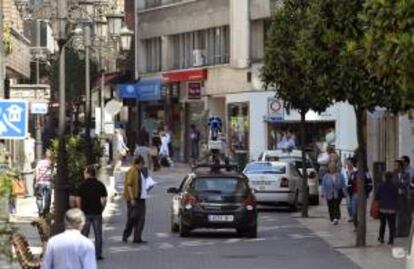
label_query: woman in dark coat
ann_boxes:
[376,171,399,245]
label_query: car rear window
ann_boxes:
[191,177,248,194]
[266,156,313,168]
[244,163,286,174]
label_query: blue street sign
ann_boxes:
[0,100,29,140]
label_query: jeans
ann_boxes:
[9,196,16,214]
[123,200,146,241]
[351,195,359,227]
[346,195,353,218]
[35,184,51,216]
[191,142,199,160]
[379,212,396,244]
[327,198,341,221]
[82,215,103,258]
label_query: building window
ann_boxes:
[144,37,162,72]
[171,26,230,70]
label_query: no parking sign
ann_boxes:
[267,98,284,121]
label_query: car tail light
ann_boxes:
[244,195,256,211]
[280,177,289,188]
[309,171,316,178]
[182,194,198,210]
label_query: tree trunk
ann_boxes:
[300,110,309,218]
[355,108,367,247]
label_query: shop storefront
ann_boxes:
[162,69,208,161]
[226,91,275,161]
[117,78,163,149]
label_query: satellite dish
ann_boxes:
[105,99,123,116]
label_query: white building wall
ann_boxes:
[230,0,250,68]
[399,114,414,160]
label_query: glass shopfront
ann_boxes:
[228,103,249,155]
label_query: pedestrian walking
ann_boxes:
[376,172,399,245]
[151,130,162,171]
[42,208,97,269]
[393,159,412,237]
[134,143,151,177]
[122,157,148,244]
[164,125,173,158]
[345,158,373,228]
[75,165,107,260]
[137,126,150,147]
[322,162,347,225]
[343,157,357,222]
[114,129,129,170]
[190,124,200,163]
[34,150,52,217]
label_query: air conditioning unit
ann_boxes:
[192,49,206,67]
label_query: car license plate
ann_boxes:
[208,215,234,222]
[253,180,272,186]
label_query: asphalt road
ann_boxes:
[100,170,362,269]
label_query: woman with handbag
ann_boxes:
[321,162,347,225]
[376,171,399,245]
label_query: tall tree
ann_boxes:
[362,0,414,107]
[302,0,406,246]
[261,0,334,217]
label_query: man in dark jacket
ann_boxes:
[393,159,411,237]
[76,165,108,260]
[376,172,399,245]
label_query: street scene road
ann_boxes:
[100,168,361,269]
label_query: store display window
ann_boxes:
[228,103,249,153]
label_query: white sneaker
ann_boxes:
[333,219,339,225]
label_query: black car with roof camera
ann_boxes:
[167,164,258,238]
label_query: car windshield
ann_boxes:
[192,177,247,194]
[266,156,312,168]
[244,163,286,174]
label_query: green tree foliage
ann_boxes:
[261,0,335,217]
[50,47,98,105]
[0,172,15,262]
[3,23,12,55]
[49,135,103,194]
[300,0,406,246]
[362,0,414,107]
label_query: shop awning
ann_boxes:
[162,68,207,83]
[117,79,162,100]
[92,71,122,90]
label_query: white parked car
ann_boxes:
[243,161,303,211]
[258,150,319,205]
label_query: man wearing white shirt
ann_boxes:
[42,209,97,269]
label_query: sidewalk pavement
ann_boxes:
[2,162,191,268]
[293,200,408,269]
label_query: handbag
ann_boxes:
[12,179,27,197]
[370,199,380,219]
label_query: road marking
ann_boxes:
[224,238,241,244]
[179,240,206,247]
[156,233,171,238]
[289,233,316,239]
[157,243,175,249]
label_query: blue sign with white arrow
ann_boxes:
[0,100,29,140]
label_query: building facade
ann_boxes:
[122,0,360,162]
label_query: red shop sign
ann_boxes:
[188,82,202,100]
[162,69,207,83]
